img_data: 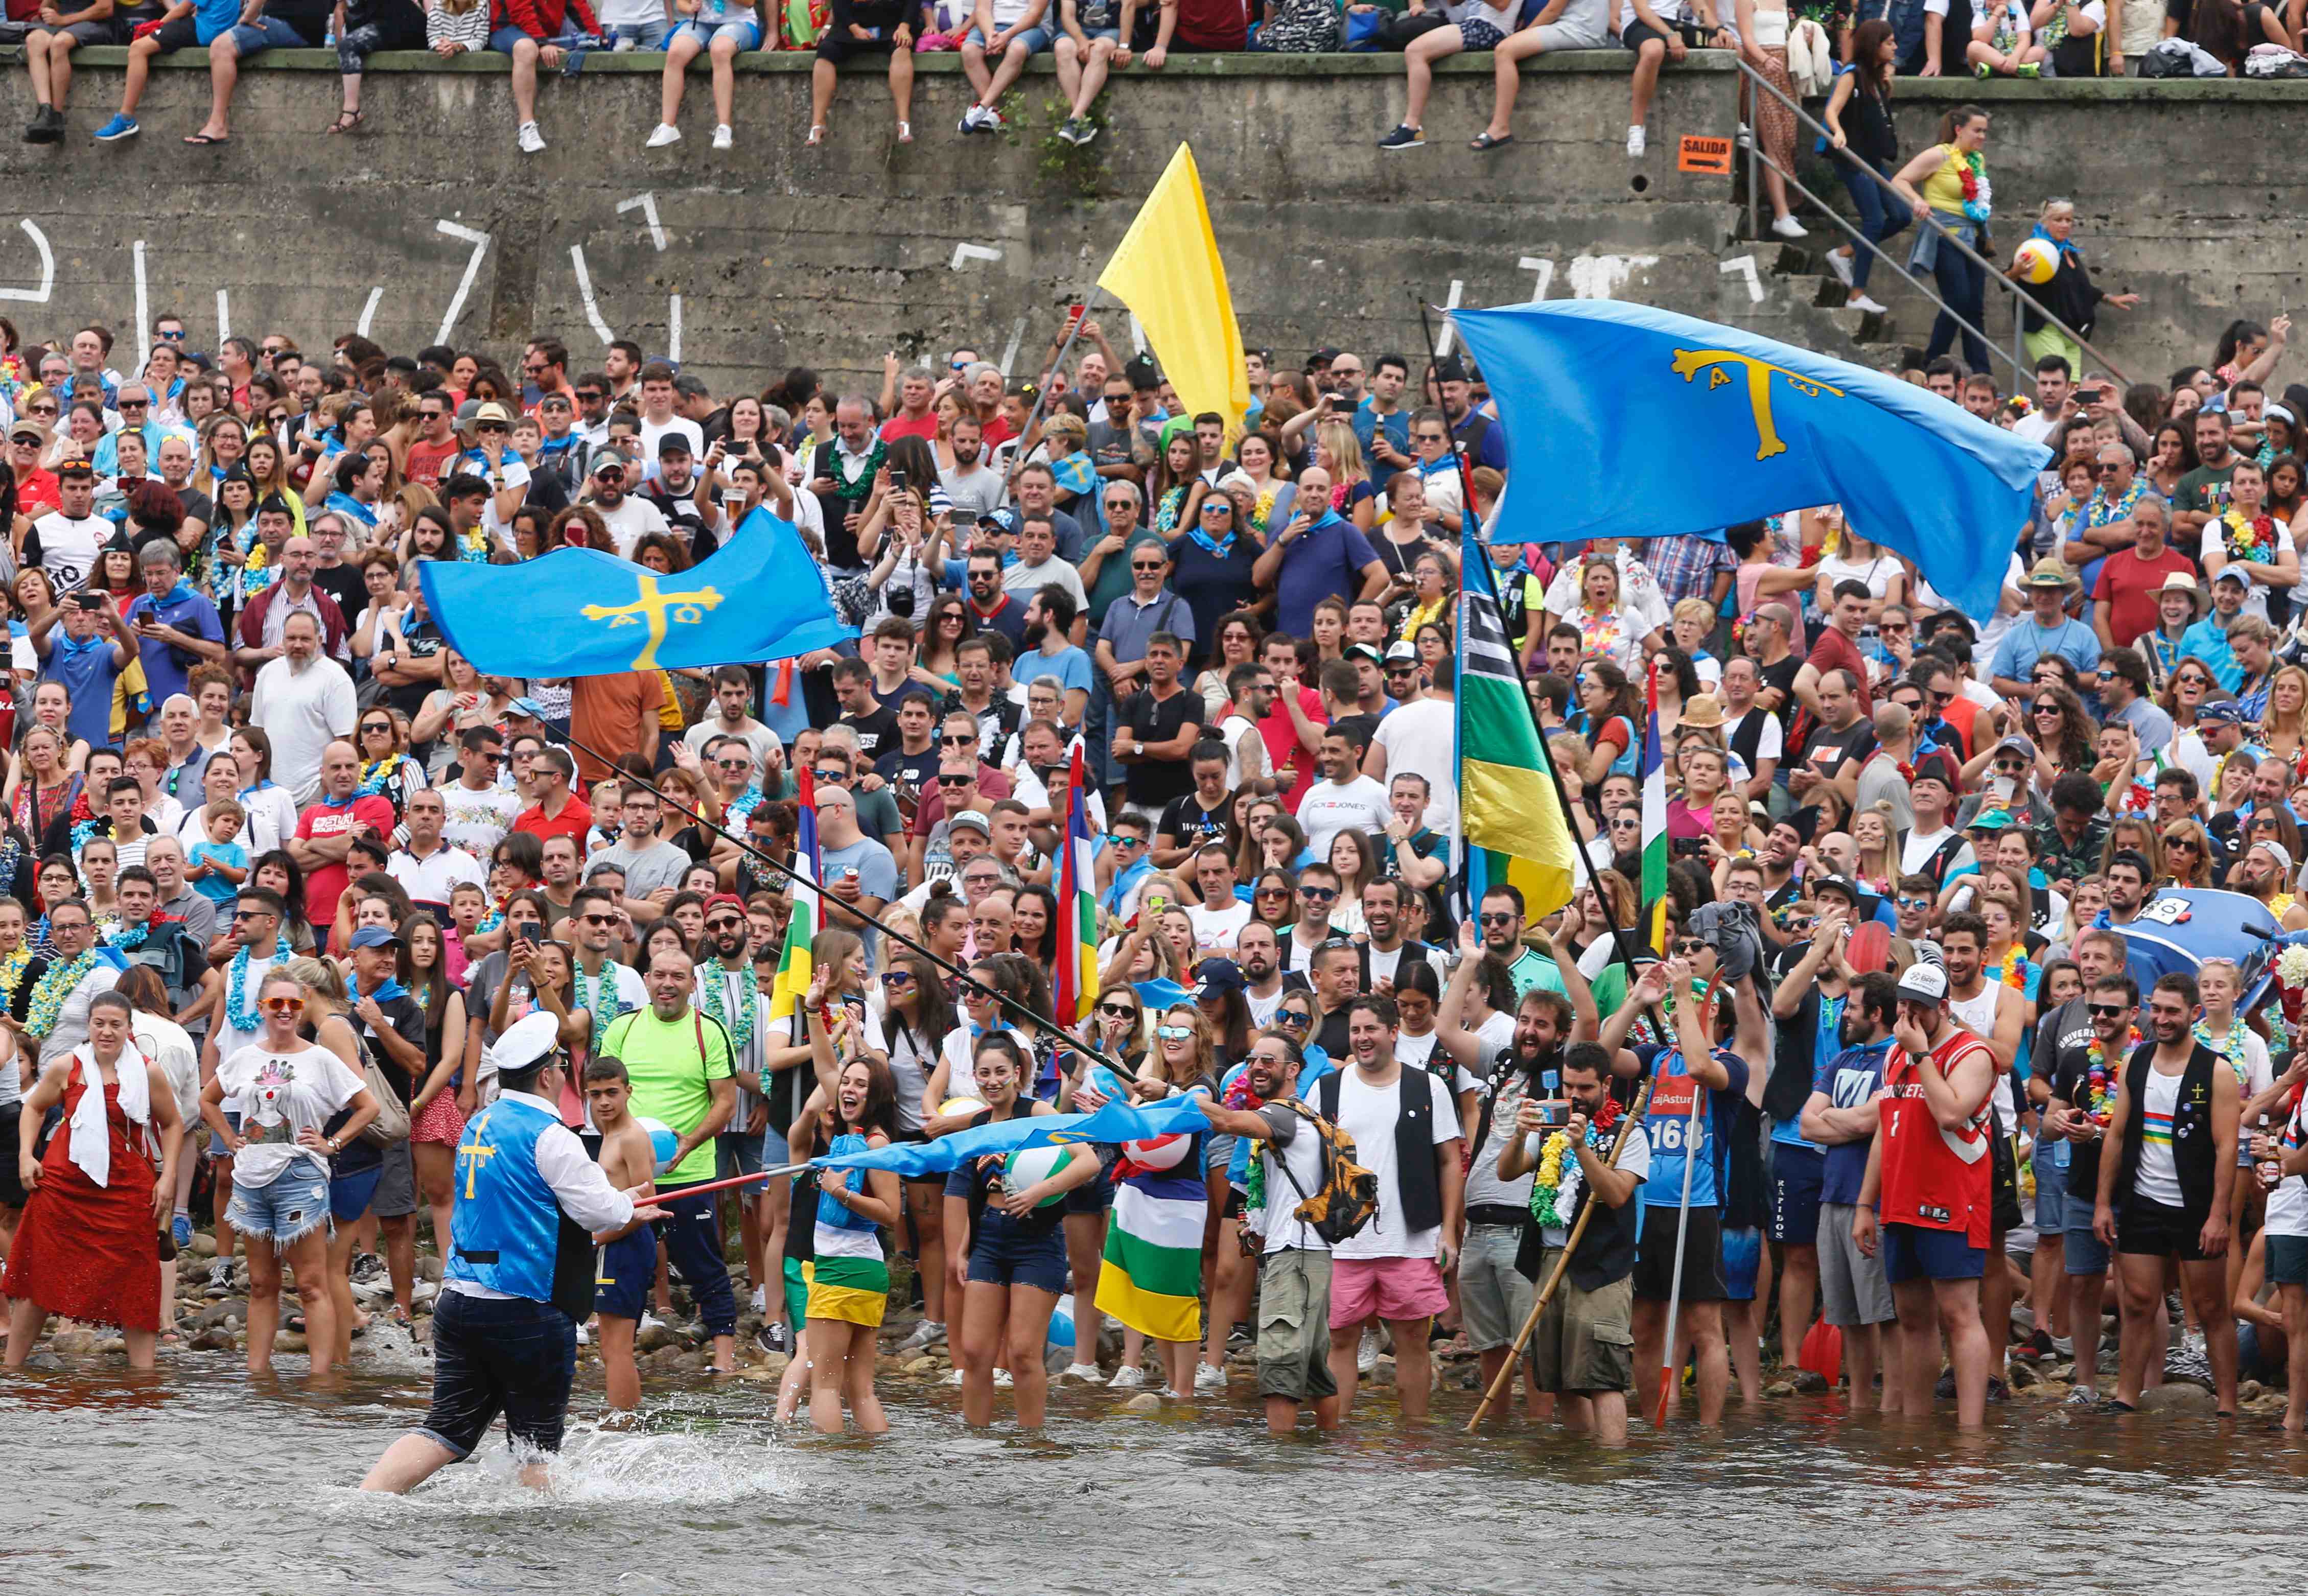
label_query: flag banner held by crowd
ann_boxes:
[768,768,820,1023]
[1455,523,1576,921]
[814,1095,1215,1178]
[1450,300,2050,619]
[1100,1159,1207,1343]
[1640,662,1668,949]
[1098,143,1252,434]
[417,507,854,679]
[1053,743,1100,1025]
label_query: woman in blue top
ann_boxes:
[1164,494,1264,671]
[795,1039,900,1435]
[943,1034,1097,1427]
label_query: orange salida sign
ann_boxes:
[1678,135,1734,175]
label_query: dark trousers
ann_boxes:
[658,1183,739,1337]
[419,1289,577,1459]
[1925,244,1992,375]
[1838,155,1908,293]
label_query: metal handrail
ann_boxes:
[1725,54,2131,387]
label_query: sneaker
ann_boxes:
[1850,294,1889,314]
[1072,118,1098,147]
[2018,1329,2056,1363]
[710,123,732,150]
[1194,1362,1225,1393]
[761,1321,794,1356]
[1057,116,1083,145]
[1974,61,1992,77]
[1358,1325,1381,1375]
[2065,1384,2099,1406]
[1987,1376,2010,1404]
[1824,247,1854,287]
[94,114,139,143]
[645,123,682,148]
[2015,60,2039,76]
[946,1367,966,1385]
[1770,214,1808,240]
[171,1213,192,1248]
[351,1253,385,1285]
[204,1259,232,1299]
[1376,124,1425,152]
[750,1285,767,1316]
[1107,1364,1146,1389]
[517,121,546,154]
[1626,124,1646,158]
[638,1311,666,1334]
[1063,1362,1105,1382]
[25,104,62,144]
[1933,1369,1957,1399]
[993,1368,1013,1388]
[958,105,985,134]
[978,106,1006,131]
[895,1319,945,1353]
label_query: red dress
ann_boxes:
[3,1068,161,1332]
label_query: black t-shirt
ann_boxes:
[1121,687,1202,808]
[1157,791,1233,855]
[1757,653,1801,728]
[875,742,940,828]
[2045,1020,2138,1201]
[311,562,366,629]
[378,617,448,719]
[1315,1004,1352,1063]
[838,705,899,765]
[1799,718,1877,789]
[1330,711,1381,753]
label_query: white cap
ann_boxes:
[1895,961,1949,1006]
[487,1010,564,1078]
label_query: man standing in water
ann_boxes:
[362,1012,662,1493]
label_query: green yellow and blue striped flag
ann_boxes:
[1456,525,1576,923]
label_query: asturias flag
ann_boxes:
[1450,300,2050,620]
[417,506,854,679]
[1053,742,1100,1025]
[813,1094,1215,1178]
[1456,521,1576,922]
[1640,662,1668,950]
[768,767,819,1022]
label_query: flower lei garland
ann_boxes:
[700,958,757,1052]
[2193,1014,2253,1090]
[354,755,405,803]
[457,527,493,563]
[109,923,150,953]
[225,934,295,1034]
[25,947,100,1040]
[572,963,626,1038]
[1527,1093,1624,1228]
[2221,508,2278,563]
[1993,945,2031,992]
[2083,1025,2141,1124]
[0,946,32,1006]
[240,528,283,596]
[1957,148,1993,224]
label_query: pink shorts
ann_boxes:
[1327,1254,1449,1329]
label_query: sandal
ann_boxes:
[1468,131,1514,151]
[896,121,911,143]
[805,123,826,146]
[326,109,363,134]
[182,130,228,145]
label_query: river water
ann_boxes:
[6,1352,2301,1596]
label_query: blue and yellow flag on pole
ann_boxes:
[1098,144,1250,435]
[417,506,854,679]
[1455,523,1576,923]
[1451,300,2049,619]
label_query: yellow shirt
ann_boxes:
[1921,146,1973,215]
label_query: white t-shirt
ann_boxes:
[1371,696,1457,832]
[1901,824,1975,878]
[936,1024,1035,1104]
[217,1040,367,1188]
[1185,898,1254,950]
[637,417,706,475]
[1253,1099,1333,1255]
[31,510,107,593]
[2265,1095,2308,1238]
[1327,1066,1459,1261]
[865,1000,940,1135]
[440,780,522,857]
[594,495,671,558]
[1297,774,1390,859]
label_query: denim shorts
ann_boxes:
[1881,1221,1985,1284]
[226,1159,332,1245]
[674,14,762,48]
[223,14,320,53]
[966,1213,1068,1294]
[419,1288,578,1460]
[965,22,1051,51]
[2065,1208,2112,1275]
[329,1160,384,1225]
[489,24,589,52]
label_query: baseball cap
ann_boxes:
[1967,809,2015,833]
[2254,838,2295,875]
[1195,957,1247,997]
[8,420,41,443]
[508,697,550,720]
[945,810,991,836]
[2214,566,2252,587]
[1990,734,2038,764]
[658,433,694,458]
[1811,874,1861,907]
[1383,640,1419,664]
[347,925,403,950]
[589,447,631,478]
[1895,961,1949,1005]
[1344,643,1384,666]
[2200,700,2253,725]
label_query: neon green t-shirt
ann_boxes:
[598,1006,734,1185]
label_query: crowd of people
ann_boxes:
[9,0,2291,155]
[2,298,2308,1458]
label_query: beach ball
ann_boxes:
[1047,1292,1076,1350]
[635,1116,680,1176]
[1003,1143,1075,1206]
[1085,1066,1127,1101]
[1122,1132,1192,1171]
[939,1096,986,1120]
[2012,238,2059,285]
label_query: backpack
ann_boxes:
[1265,1099,1379,1248]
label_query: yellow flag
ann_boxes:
[1098,144,1250,433]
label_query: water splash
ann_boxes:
[332,1422,797,1516]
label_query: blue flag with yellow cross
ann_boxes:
[417,507,854,678]
[1450,300,2051,620]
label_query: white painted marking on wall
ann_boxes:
[0,221,54,304]
[357,287,385,338]
[616,194,670,252]
[434,220,492,345]
[215,289,230,343]
[1432,280,1464,356]
[570,245,615,345]
[667,294,683,364]
[1719,254,1764,304]
[1518,255,1555,302]
[132,242,150,370]
[996,317,1027,378]
[1567,254,1659,300]
[951,243,1003,271]
[1128,313,1146,355]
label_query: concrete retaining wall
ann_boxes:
[0,49,2300,391]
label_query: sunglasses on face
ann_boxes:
[1155,1024,1193,1041]
[1096,1001,1136,1019]
[882,970,917,988]
[1896,896,1931,910]
[706,917,745,933]
[940,733,978,746]
[29,405,57,417]
[579,913,618,927]
[261,996,305,1015]
[159,329,186,341]
[1479,911,1517,927]
[2033,703,2060,714]
[1131,560,1168,572]
[575,391,604,404]
[939,775,973,789]
[477,423,509,434]
[1254,885,1289,897]
[2088,1003,2131,1019]
[1299,885,1337,902]
[1671,938,1709,956]
[1114,836,1145,850]
[2165,836,2200,850]
[361,722,392,735]
[1275,1010,1311,1028]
